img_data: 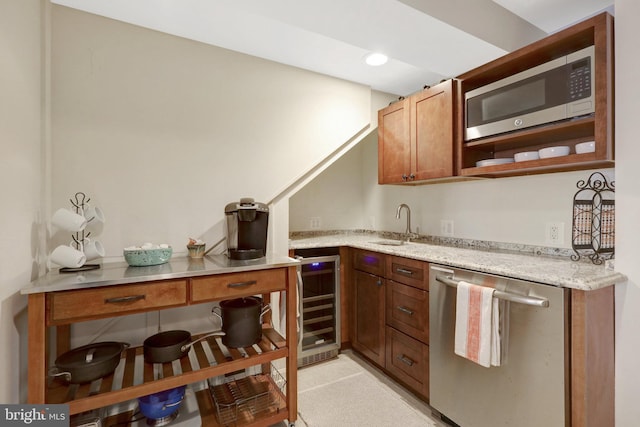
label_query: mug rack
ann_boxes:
[60,192,101,273]
[571,172,615,265]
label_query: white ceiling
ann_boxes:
[50,0,614,96]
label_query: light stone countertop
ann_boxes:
[21,254,299,295]
[289,233,627,291]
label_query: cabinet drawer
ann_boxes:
[48,279,187,324]
[386,281,428,344]
[353,249,386,276]
[191,268,286,303]
[385,327,429,399]
[386,256,428,290]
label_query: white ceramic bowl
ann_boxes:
[514,151,540,162]
[575,141,595,154]
[475,158,515,167]
[538,146,570,159]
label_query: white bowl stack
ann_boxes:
[538,146,570,159]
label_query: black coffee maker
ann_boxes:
[225,198,269,260]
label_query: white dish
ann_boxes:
[514,151,540,162]
[575,141,595,154]
[538,146,570,159]
[475,158,514,167]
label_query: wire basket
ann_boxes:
[208,365,286,426]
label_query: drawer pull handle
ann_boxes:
[228,280,257,288]
[398,354,415,366]
[396,267,414,275]
[396,305,414,316]
[104,295,146,304]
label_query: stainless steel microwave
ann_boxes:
[465,45,595,141]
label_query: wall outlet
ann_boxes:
[545,222,565,245]
[440,220,454,237]
[310,217,321,229]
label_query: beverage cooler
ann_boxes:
[294,248,341,368]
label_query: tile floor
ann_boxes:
[290,350,449,427]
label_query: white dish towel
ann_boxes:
[454,281,505,367]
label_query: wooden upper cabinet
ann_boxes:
[378,79,456,184]
[378,97,411,184]
[412,80,455,181]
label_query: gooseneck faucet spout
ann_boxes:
[396,204,412,242]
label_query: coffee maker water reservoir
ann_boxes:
[225,198,269,260]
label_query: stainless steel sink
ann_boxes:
[370,240,405,246]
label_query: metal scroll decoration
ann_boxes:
[571,172,615,264]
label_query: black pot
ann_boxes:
[143,330,224,363]
[213,297,270,348]
[51,341,129,384]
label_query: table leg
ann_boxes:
[27,293,47,404]
[286,266,298,422]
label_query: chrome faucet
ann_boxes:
[396,203,412,242]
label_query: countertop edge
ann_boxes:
[21,255,300,295]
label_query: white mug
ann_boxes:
[51,245,86,268]
[84,205,105,225]
[83,238,105,261]
[52,208,87,232]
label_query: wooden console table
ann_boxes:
[22,255,299,427]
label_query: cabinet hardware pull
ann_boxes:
[396,267,414,275]
[409,174,415,180]
[398,354,415,366]
[377,279,383,287]
[104,295,146,304]
[227,280,257,288]
[402,174,408,181]
[396,306,414,315]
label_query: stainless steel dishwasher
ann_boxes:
[429,264,569,427]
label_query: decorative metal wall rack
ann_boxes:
[571,172,615,264]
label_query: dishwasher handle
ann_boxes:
[435,274,549,308]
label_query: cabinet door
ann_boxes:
[411,79,455,180]
[378,98,410,184]
[352,270,386,367]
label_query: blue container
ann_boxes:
[137,385,186,419]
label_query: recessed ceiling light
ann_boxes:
[365,52,388,66]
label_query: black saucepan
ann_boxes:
[212,296,271,348]
[50,341,129,384]
[143,330,224,363]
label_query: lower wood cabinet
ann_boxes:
[351,248,430,400]
[352,269,386,367]
[385,326,429,399]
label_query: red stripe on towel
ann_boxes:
[466,285,483,362]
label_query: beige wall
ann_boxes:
[50,5,375,261]
[0,0,44,404]
[3,2,638,423]
[613,0,640,424]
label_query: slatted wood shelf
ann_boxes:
[46,328,288,416]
